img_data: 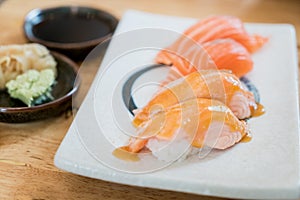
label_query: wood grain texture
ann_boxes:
[1,163,230,200]
[0,0,299,199]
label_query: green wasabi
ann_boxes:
[6,69,55,107]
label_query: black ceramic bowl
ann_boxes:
[0,51,79,123]
[23,6,118,60]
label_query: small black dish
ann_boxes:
[23,6,118,60]
[0,51,79,123]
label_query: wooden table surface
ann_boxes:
[0,0,299,199]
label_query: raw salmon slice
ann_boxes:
[161,38,254,81]
[157,15,267,60]
[183,15,267,53]
[203,39,254,77]
[155,15,267,78]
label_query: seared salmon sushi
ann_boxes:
[133,70,256,127]
[126,98,249,158]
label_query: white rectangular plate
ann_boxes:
[54,10,300,199]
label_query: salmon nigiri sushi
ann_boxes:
[133,70,256,127]
[125,98,248,161]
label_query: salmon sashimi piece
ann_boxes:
[203,39,254,77]
[155,16,267,79]
[156,33,217,76]
[156,15,268,66]
[183,15,267,53]
[160,38,254,83]
[133,70,256,127]
[126,98,248,153]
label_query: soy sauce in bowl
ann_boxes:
[33,15,111,43]
[24,6,118,60]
